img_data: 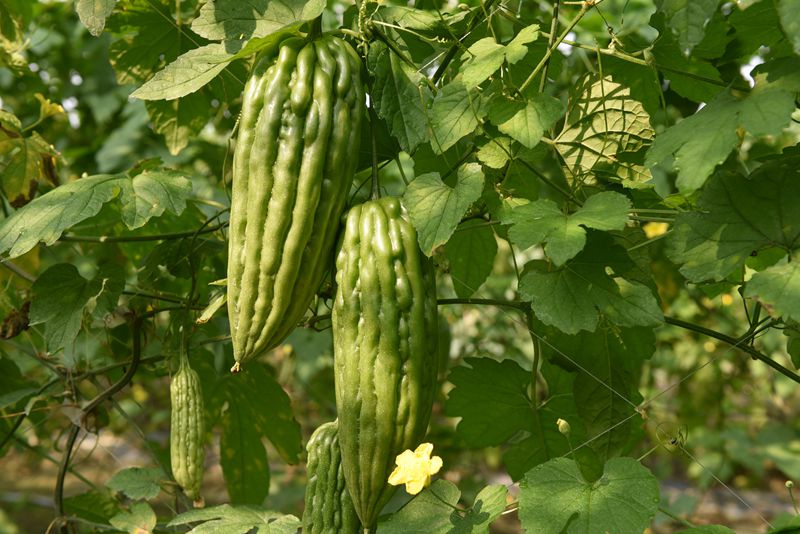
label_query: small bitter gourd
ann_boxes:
[227,35,364,370]
[302,420,360,534]
[170,353,205,502]
[333,197,439,529]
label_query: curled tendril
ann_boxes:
[656,422,689,451]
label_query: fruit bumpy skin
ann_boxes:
[227,36,364,370]
[302,421,360,534]
[170,358,205,502]
[333,197,439,529]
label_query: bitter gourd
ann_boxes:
[227,35,364,370]
[302,420,360,534]
[333,197,439,529]
[170,354,205,502]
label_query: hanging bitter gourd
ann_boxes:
[170,353,205,503]
[333,197,439,529]
[227,35,364,371]
[302,420,360,534]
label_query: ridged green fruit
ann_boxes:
[302,421,360,534]
[333,197,439,528]
[170,357,205,502]
[227,35,364,370]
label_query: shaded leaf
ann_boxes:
[744,261,800,323]
[503,191,630,266]
[106,466,165,500]
[368,41,430,153]
[404,163,484,256]
[778,0,800,54]
[110,502,157,534]
[0,124,58,207]
[492,94,563,150]
[63,490,122,525]
[221,399,271,505]
[131,43,232,101]
[430,81,484,154]
[0,168,192,258]
[519,457,659,534]
[145,93,212,155]
[445,219,497,298]
[555,77,653,188]
[656,0,720,56]
[191,0,324,41]
[167,504,301,533]
[666,163,800,282]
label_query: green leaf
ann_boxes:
[76,0,115,36]
[519,240,663,334]
[0,127,58,207]
[0,168,192,258]
[221,399,271,505]
[109,502,157,534]
[106,466,165,500]
[646,86,795,193]
[656,0,720,56]
[476,137,512,169]
[63,490,122,525]
[555,77,653,188]
[445,219,497,298]
[29,264,124,352]
[404,163,484,256]
[503,191,631,266]
[367,41,430,153]
[145,93,211,155]
[0,358,37,410]
[667,164,800,282]
[378,480,507,533]
[445,357,532,447]
[119,168,193,229]
[504,24,541,64]
[167,504,301,533]
[493,94,563,150]
[745,262,800,323]
[191,0,324,41]
[461,38,505,89]
[778,0,800,54]
[130,43,232,101]
[519,457,659,534]
[430,81,484,154]
[231,363,302,464]
[107,0,181,85]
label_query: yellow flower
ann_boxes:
[387,443,442,495]
[643,222,669,239]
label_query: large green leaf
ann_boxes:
[667,162,800,282]
[430,81,485,154]
[63,490,122,525]
[220,399,271,505]
[655,0,720,56]
[459,24,539,88]
[489,94,564,150]
[503,192,630,266]
[110,502,157,534]
[377,480,507,533]
[778,0,800,54]
[106,466,165,500]
[403,163,484,256]
[0,168,192,258]
[191,0,324,41]
[744,261,800,323]
[130,43,232,101]
[368,41,430,153]
[555,77,653,188]
[445,357,532,448]
[29,263,124,352]
[445,220,497,298]
[519,239,663,334]
[145,92,212,155]
[646,86,795,193]
[519,457,659,534]
[167,504,300,533]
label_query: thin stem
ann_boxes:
[520,2,590,93]
[539,0,561,92]
[59,221,227,244]
[658,506,695,528]
[663,316,800,384]
[526,309,550,460]
[369,104,380,200]
[1,259,35,282]
[0,376,61,452]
